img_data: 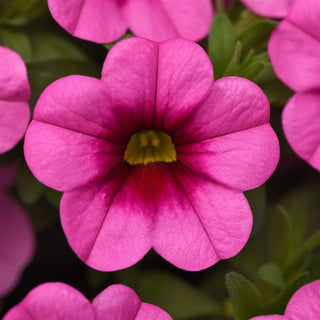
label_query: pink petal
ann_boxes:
[60,165,153,271]
[0,101,30,154]
[241,0,292,18]
[93,285,141,320]
[122,0,214,42]
[282,92,320,171]
[24,120,123,192]
[0,46,30,101]
[268,20,320,92]
[285,280,320,319]
[3,283,95,320]
[32,75,128,143]
[0,193,34,298]
[152,164,252,271]
[0,162,18,190]
[178,124,280,191]
[155,39,213,131]
[101,38,158,130]
[175,77,270,144]
[135,303,172,320]
[47,0,127,44]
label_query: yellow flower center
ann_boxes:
[124,130,177,165]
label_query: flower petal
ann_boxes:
[122,0,214,42]
[0,193,34,297]
[152,165,252,271]
[135,303,172,320]
[241,0,292,18]
[155,39,213,131]
[285,280,320,319]
[3,283,94,320]
[60,165,153,271]
[175,77,270,144]
[178,124,279,191]
[101,38,158,130]
[0,46,30,101]
[48,0,127,43]
[33,75,127,143]
[283,92,320,171]
[268,20,320,92]
[24,120,123,191]
[0,101,30,154]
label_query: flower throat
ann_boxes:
[124,130,177,165]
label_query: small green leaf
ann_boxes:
[259,263,286,289]
[138,271,221,320]
[262,272,310,315]
[223,40,242,76]
[226,271,262,320]
[208,14,235,79]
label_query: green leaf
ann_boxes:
[225,271,262,320]
[236,20,277,54]
[259,263,286,289]
[138,271,221,320]
[262,272,310,315]
[223,40,242,76]
[208,14,235,79]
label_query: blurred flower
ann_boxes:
[0,46,30,154]
[241,0,293,18]
[0,163,35,298]
[269,0,320,171]
[24,38,279,271]
[47,0,214,43]
[251,280,320,319]
[3,282,172,319]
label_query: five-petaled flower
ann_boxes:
[269,0,320,171]
[47,0,214,43]
[0,46,30,154]
[0,163,35,298]
[3,282,172,320]
[251,280,320,319]
[24,38,279,272]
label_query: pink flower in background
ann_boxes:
[251,280,320,319]
[0,163,35,298]
[3,282,172,320]
[269,0,320,171]
[47,0,214,44]
[0,46,30,154]
[240,0,293,18]
[24,38,279,272]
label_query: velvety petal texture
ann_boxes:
[24,38,279,271]
[0,165,35,298]
[0,46,30,154]
[48,0,214,43]
[3,283,172,320]
[251,280,320,319]
[241,0,293,18]
[268,0,320,170]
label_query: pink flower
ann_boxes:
[47,0,214,43]
[24,38,279,271]
[3,282,172,320]
[0,163,35,298]
[240,0,293,18]
[0,46,30,154]
[269,0,320,171]
[251,280,320,319]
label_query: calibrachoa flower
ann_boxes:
[251,280,320,319]
[24,38,279,271]
[241,0,293,18]
[3,282,172,320]
[269,0,320,171]
[47,0,214,43]
[0,46,30,154]
[0,163,35,298]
